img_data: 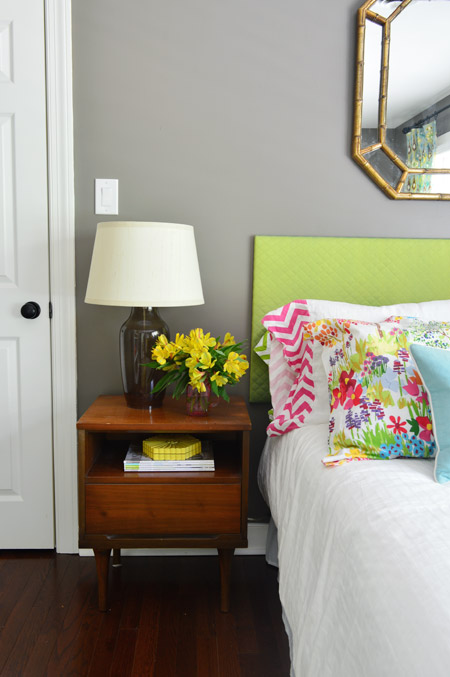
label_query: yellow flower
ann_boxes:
[187,328,216,352]
[224,352,249,379]
[152,337,170,365]
[152,347,167,365]
[167,342,181,360]
[191,339,203,354]
[189,328,204,341]
[189,368,207,392]
[174,332,186,348]
[224,352,239,373]
[345,447,364,459]
[185,355,199,370]
[202,332,217,348]
[233,356,249,378]
[222,332,235,347]
[199,350,216,369]
[211,372,228,387]
[153,335,183,364]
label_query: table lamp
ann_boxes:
[85,221,204,409]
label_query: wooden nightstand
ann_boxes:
[77,395,251,612]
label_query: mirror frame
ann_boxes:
[352,0,450,200]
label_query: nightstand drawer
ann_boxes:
[85,483,241,534]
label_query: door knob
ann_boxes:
[21,301,41,319]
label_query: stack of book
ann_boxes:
[123,442,215,472]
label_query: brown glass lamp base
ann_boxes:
[119,307,169,409]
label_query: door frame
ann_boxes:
[45,0,78,553]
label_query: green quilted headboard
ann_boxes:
[250,236,450,402]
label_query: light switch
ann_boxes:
[95,178,118,215]
[101,187,114,206]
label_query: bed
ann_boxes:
[250,236,450,677]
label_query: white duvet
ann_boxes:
[258,425,450,677]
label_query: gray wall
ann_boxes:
[72,0,450,519]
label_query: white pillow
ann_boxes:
[306,299,450,323]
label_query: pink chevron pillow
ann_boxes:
[261,298,450,437]
[262,300,321,435]
[267,336,297,419]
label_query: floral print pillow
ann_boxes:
[304,317,450,467]
[400,316,450,350]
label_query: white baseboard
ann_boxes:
[79,521,268,557]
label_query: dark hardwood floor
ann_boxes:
[0,551,290,676]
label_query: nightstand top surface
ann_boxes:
[77,395,252,432]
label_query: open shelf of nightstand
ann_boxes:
[85,437,242,484]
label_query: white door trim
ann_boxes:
[45,0,78,553]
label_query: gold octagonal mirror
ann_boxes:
[353,0,450,199]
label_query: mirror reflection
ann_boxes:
[353,0,450,199]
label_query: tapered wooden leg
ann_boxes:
[218,548,234,613]
[112,548,121,567]
[94,548,111,611]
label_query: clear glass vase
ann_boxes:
[186,380,211,416]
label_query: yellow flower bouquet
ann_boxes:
[146,328,249,402]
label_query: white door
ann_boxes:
[0,0,54,547]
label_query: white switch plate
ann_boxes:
[95,178,119,215]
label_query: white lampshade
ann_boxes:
[85,221,204,307]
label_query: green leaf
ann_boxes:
[350,353,362,370]
[152,370,180,392]
[407,418,419,435]
[143,360,160,368]
[173,371,190,399]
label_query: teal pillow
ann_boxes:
[410,343,450,484]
